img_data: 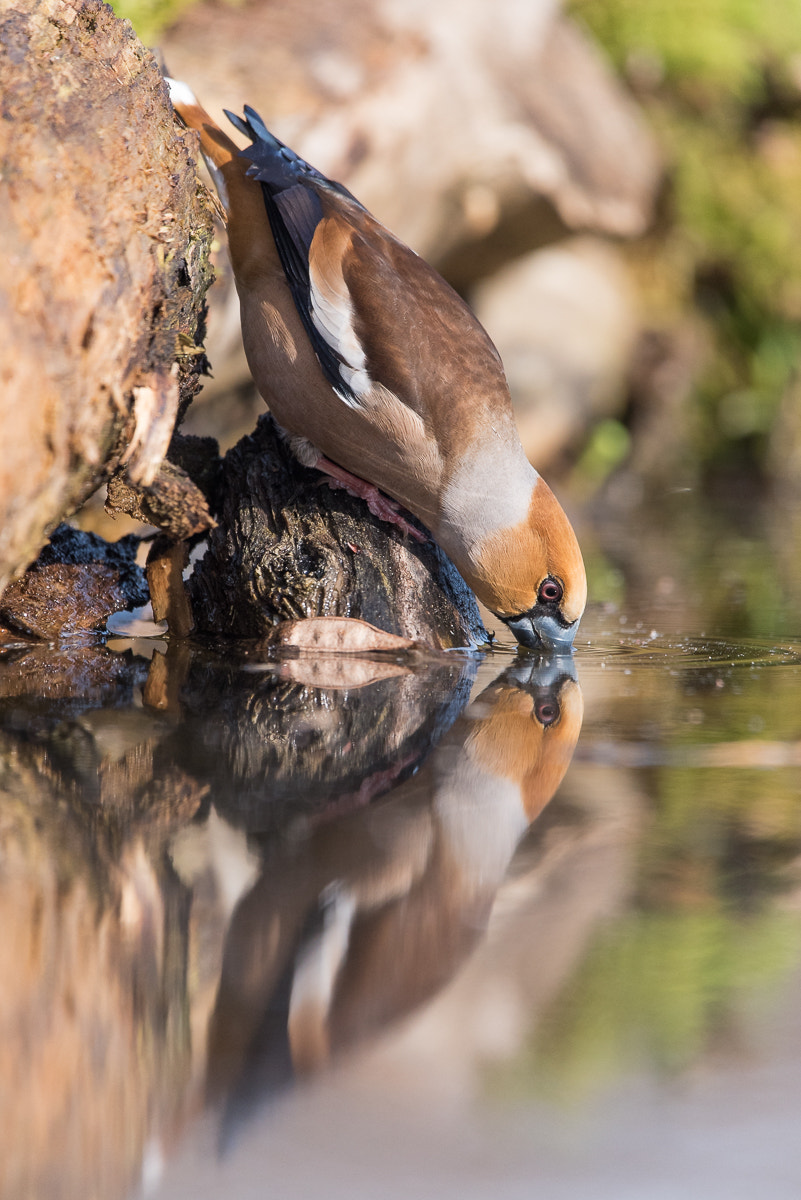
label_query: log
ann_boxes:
[0,0,214,593]
[184,416,489,649]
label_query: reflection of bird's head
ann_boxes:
[466,656,584,823]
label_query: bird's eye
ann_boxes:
[538,577,563,605]
[534,697,560,726]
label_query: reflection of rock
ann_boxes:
[472,239,637,467]
[201,658,583,1133]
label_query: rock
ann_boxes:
[0,525,148,639]
[0,0,213,591]
[266,616,425,656]
[471,237,638,467]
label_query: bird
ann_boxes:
[166,79,587,652]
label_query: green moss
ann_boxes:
[571,0,801,100]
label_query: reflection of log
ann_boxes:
[170,639,478,833]
[185,415,489,648]
[0,636,589,1176]
[0,0,214,592]
[203,660,583,1121]
[0,635,481,1186]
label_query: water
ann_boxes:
[2,513,801,1200]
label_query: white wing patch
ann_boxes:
[309,258,372,408]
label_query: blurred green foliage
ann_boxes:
[575,418,631,490]
[496,719,801,1102]
[110,0,203,44]
[513,907,801,1102]
[570,0,801,483]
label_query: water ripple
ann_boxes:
[575,632,801,670]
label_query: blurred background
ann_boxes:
[108,0,801,513]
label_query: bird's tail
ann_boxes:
[224,104,335,194]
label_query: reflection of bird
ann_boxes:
[204,658,583,1135]
[167,81,586,651]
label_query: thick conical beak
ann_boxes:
[503,611,579,653]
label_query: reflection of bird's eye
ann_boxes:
[534,697,560,726]
[537,577,563,605]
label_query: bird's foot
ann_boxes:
[315,455,428,543]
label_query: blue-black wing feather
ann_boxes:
[226,107,363,403]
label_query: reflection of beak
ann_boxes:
[504,654,579,691]
[504,611,579,653]
[467,658,584,822]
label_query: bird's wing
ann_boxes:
[233,106,509,437]
[230,108,368,406]
[266,183,368,405]
[276,190,512,437]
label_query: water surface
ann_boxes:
[2,513,801,1200]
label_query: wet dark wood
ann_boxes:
[185,415,489,649]
[0,525,148,639]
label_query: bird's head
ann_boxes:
[473,477,587,654]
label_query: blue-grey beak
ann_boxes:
[503,611,579,654]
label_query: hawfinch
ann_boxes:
[167,80,587,651]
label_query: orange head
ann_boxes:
[472,477,587,653]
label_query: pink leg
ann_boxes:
[314,454,428,543]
